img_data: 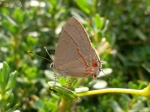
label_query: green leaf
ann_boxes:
[2,20,18,34]
[93,14,103,30]
[109,101,123,112]
[26,36,38,45]
[33,99,43,110]
[0,64,4,84]
[131,100,144,111]
[1,62,10,88]
[76,0,91,14]
[48,81,79,99]
[6,93,14,109]
[13,8,24,23]
[6,71,17,91]
[7,103,19,112]
[45,102,58,111]
[3,13,17,26]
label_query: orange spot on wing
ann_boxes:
[92,61,98,67]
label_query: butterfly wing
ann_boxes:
[53,17,101,77]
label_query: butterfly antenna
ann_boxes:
[44,47,53,62]
[101,60,106,75]
[101,69,106,75]
[27,51,52,62]
[100,60,112,81]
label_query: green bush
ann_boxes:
[0,0,150,111]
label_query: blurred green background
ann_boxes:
[0,0,150,112]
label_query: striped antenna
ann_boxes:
[44,47,53,62]
[27,51,52,62]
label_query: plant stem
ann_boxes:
[57,97,72,112]
[77,88,142,96]
[77,84,150,99]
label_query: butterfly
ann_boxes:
[50,17,102,78]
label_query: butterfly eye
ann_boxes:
[50,63,54,68]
